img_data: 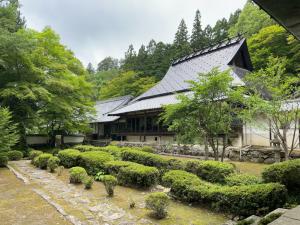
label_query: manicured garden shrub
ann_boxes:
[162,170,287,216]
[47,156,60,173]
[262,159,300,191]
[162,170,200,187]
[83,176,94,189]
[185,160,235,183]
[6,150,23,161]
[69,166,87,184]
[0,154,8,167]
[145,192,169,219]
[29,150,43,160]
[78,151,114,175]
[57,149,81,168]
[101,145,126,158]
[117,164,159,188]
[225,173,261,186]
[34,153,53,169]
[102,175,117,196]
[121,149,169,168]
[74,145,99,152]
[104,160,138,175]
[140,146,155,153]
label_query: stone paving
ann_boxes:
[269,206,300,225]
[9,160,153,225]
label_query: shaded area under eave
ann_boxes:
[253,0,300,40]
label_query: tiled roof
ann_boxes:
[109,92,192,115]
[91,95,132,123]
[134,37,248,101]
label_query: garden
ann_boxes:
[1,145,299,224]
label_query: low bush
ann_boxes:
[258,213,283,225]
[162,170,287,216]
[118,164,159,188]
[262,159,300,191]
[145,192,169,219]
[94,171,106,181]
[225,174,261,186]
[83,176,94,189]
[78,151,114,175]
[185,160,235,183]
[69,166,87,184]
[0,154,8,167]
[47,156,60,173]
[104,160,138,175]
[6,150,23,161]
[140,146,155,153]
[74,145,99,152]
[34,153,53,169]
[29,150,43,160]
[57,149,81,168]
[162,170,200,187]
[102,175,117,196]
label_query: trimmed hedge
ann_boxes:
[7,150,23,161]
[74,145,125,158]
[162,170,200,187]
[185,160,235,183]
[262,159,300,191]
[29,150,43,160]
[0,154,8,167]
[69,166,87,184]
[118,164,160,188]
[78,151,114,175]
[163,170,287,216]
[34,153,53,169]
[57,149,81,168]
[104,160,138,176]
[102,175,117,196]
[145,192,169,219]
[74,145,99,152]
[225,173,261,186]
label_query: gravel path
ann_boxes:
[9,160,152,225]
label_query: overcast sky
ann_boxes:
[19,0,246,67]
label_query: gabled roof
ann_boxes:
[134,36,252,101]
[92,95,132,123]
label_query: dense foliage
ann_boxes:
[145,192,169,219]
[47,156,60,173]
[57,149,81,168]
[102,175,117,196]
[69,166,87,184]
[33,153,52,169]
[0,154,8,167]
[6,150,23,161]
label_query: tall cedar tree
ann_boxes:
[173,19,191,59]
[86,62,95,74]
[190,10,205,50]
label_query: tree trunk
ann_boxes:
[204,136,209,160]
[221,135,227,162]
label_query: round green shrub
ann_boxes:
[69,166,87,184]
[6,150,23,161]
[34,153,53,169]
[162,170,200,187]
[0,154,8,167]
[262,159,300,191]
[104,160,138,175]
[225,173,261,186]
[145,192,169,219]
[78,151,114,175]
[83,176,94,189]
[57,149,81,168]
[140,146,155,153]
[117,164,159,188]
[47,156,60,173]
[185,160,235,183]
[102,175,117,196]
[29,150,43,160]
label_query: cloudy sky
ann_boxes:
[19,0,246,67]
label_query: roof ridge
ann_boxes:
[172,35,244,66]
[96,95,133,104]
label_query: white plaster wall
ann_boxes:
[127,136,141,142]
[64,136,84,144]
[26,136,49,145]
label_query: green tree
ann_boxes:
[97,56,118,72]
[229,1,274,37]
[0,107,19,153]
[0,0,25,32]
[240,57,300,160]
[99,71,156,99]
[248,25,300,74]
[190,10,205,50]
[173,19,191,59]
[121,44,137,71]
[86,62,95,74]
[203,25,214,44]
[162,68,240,161]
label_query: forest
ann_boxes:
[86,1,299,101]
